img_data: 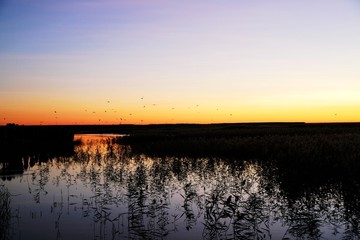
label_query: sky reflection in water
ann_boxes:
[1,134,360,239]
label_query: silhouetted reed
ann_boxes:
[0,184,11,239]
[0,125,76,183]
[122,124,360,182]
[4,128,360,239]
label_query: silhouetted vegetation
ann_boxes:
[2,123,360,239]
[52,138,360,239]
[0,125,76,181]
[121,123,360,181]
[0,184,11,240]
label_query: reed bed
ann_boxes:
[121,124,360,184]
[3,129,360,239]
[0,184,11,240]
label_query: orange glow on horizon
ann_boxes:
[1,103,359,125]
[1,1,360,126]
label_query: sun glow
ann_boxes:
[1,0,360,125]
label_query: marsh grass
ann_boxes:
[4,125,360,239]
[0,184,11,240]
[121,124,360,181]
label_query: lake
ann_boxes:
[1,133,360,239]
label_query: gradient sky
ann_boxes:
[1,0,360,125]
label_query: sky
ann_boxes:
[1,0,360,125]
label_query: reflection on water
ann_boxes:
[1,134,360,239]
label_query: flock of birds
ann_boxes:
[48,97,231,125]
[1,97,339,125]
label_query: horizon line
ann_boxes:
[2,121,360,127]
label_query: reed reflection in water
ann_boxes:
[1,134,360,239]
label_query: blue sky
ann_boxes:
[1,0,360,124]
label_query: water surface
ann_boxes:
[1,134,360,239]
